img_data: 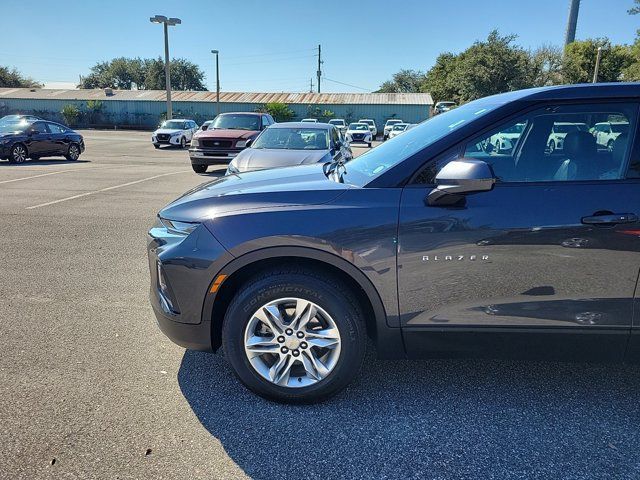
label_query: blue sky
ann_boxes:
[2,0,638,92]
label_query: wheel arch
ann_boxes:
[203,246,404,359]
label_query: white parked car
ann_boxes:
[152,119,198,149]
[300,118,318,123]
[547,122,589,153]
[328,118,347,134]
[358,118,378,139]
[198,120,214,132]
[488,122,526,153]
[345,122,373,147]
[434,101,456,114]
[388,123,409,139]
[593,121,629,151]
[383,119,404,140]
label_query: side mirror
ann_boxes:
[427,159,496,206]
[245,138,253,148]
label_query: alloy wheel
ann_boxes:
[68,145,79,160]
[243,297,341,388]
[12,145,27,163]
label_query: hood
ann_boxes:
[232,148,330,172]
[154,128,183,135]
[195,129,258,140]
[159,163,351,222]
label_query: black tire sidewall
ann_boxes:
[222,273,365,403]
[67,143,79,160]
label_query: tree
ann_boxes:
[61,104,81,126]
[0,66,42,88]
[79,57,206,91]
[257,102,295,122]
[629,0,640,14]
[376,69,425,93]
[562,38,633,83]
[421,52,460,102]
[529,45,564,86]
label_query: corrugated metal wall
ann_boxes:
[0,97,429,130]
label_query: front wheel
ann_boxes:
[9,144,27,164]
[180,137,186,149]
[222,268,366,403]
[548,140,556,154]
[368,142,372,148]
[65,143,81,161]
[607,139,615,152]
[191,164,207,174]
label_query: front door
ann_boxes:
[398,100,640,361]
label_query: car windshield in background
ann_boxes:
[161,120,185,129]
[252,128,329,150]
[612,123,629,133]
[349,124,369,131]
[554,123,587,133]
[387,120,402,125]
[329,120,344,125]
[343,99,500,186]
[392,124,407,131]
[211,114,260,130]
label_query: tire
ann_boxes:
[607,139,615,152]
[65,143,81,161]
[368,142,372,148]
[180,137,186,149]
[222,267,366,403]
[153,143,160,149]
[9,143,27,164]
[192,164,207,174]
[494,140,501,153]
[548,140,556,154]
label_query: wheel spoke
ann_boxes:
[301,350,330,380]
[253,305,285,335]
[269,354,295,385]
[306,328,340,349]
[291,299,316,331]
[245,335,279,357]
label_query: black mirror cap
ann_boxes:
[428,159,496,206]
[245,138,253,148]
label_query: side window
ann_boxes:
[48,123,65,134]
[330,127,340,147]
[262,115,271,127]
[31,122,49,133]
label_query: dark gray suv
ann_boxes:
[148,84,640,403]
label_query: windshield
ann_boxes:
[252,127,329,150]
[392,124,407,131]
[328,120,344,126]
[160,120,186,130]
[612,123,629,134]
[386,120,402,126]
[349,123,369,131]
[360,120,373,126]
[343,98,500,186]
[211,114,260,130]
[301,119,317,123]
[0,121,30,132]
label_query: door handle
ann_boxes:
[581,213,638,225]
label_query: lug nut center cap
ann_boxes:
[284,336,301,350]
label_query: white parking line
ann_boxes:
[0,164,137,185]
[0,170,72,185]
[25,170,191,210]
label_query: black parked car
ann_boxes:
[148,83,640,403]
[0,120,84,163]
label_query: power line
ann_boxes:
[321,77,371,92]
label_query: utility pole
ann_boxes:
[212,50,220,115]
[309,78,314,93]
[593,46,603,83]
[564,0,580,47]
[150,15,182,120]
[316,44,322,94]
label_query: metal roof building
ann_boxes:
[0,88,433,129]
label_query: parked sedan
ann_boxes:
[0,120,84,163]
[358,118,378,139]
[383,119,404,140]
[152,119,198,149]
[226,122,351,174]
[328,118,347,135]
[388,122,409,139]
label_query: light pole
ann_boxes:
[593,46,603,83]
[150,15,181,120]
[211,50,220,115]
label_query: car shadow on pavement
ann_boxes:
[178,349,640,479]
[0,159,91,166]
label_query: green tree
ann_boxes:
[529,45,564,86]
[421,52,460,103]
[61,104,81,126]
[79,57,206,91]
[629,0,640,14]
[377,69,425,93]
[562,38,633,83]
[0,66,42,88]
[257,102,295,122]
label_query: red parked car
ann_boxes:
[188,112,275,173]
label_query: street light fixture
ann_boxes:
[150,15,182,120]
[211,50,220,115]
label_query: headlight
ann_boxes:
[226,162,240,175]
[236,140,247,148]
[171,131,181,137]
[190,137,198,147]
[158,217,200,236]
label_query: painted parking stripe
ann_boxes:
[0,170,72,185]
[0,164,137,185]
[25,170,191,210]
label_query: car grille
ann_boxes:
[352,133,365,140]
[202,139,233,148]
[157,134,170,141]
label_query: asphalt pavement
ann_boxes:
[1,130,639,479]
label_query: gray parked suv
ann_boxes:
[148,84,640,403]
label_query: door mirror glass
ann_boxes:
[245,138,253,148]
[427,159,495,206]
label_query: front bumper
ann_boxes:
[152,134,182,145]
[189,147,243,165]
[147,221,234,351]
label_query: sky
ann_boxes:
[2,0,638,93]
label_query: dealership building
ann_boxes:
[0,88,433,129]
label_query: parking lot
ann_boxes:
[2,129,640,479]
